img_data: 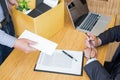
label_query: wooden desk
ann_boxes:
[0,9,115,80]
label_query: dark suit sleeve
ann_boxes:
[98,26,120,45]
[84,61,111,80]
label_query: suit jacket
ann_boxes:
[84,25,120,80]
[98,25,120,69]
[84,61,120,80]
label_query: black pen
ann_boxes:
[85,33,94,43]
[62,50,78,62]
[85,33,92,59]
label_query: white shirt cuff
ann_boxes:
[97,37,102,46]
[86,58,97,65]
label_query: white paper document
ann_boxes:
[44,0,59,8]
[35,49,84,76]
[19,30,58,55]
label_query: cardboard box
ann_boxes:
[11,0,64,38]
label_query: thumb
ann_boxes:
[26,39,37,45]
[14,0,18,7]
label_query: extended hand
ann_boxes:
[8,0,18,10]
[14,38,37,53]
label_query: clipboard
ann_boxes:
[34,49,84,76]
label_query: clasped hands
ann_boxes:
[84,33,101,60]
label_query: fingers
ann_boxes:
[90,48,97,58]
[83,47,97,60]
[8,0,18,11]
[83,48,91,59]
[21,39,37,53]
[24,47,37,53]
[14,38,37,53]
[86,33,95,40]
[14,1,18,7]
[85,39,91,48]
[85,33,98,48]
[85,39,96,48]
[86,33,96,42]
[24,39,37,45]
[8,0,18,6]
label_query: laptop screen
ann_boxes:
[67,0,89,28]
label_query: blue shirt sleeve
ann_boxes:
[0,29,16,48]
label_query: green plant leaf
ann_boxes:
[17,0,30,12]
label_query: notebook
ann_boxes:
[67,0,112,36]
[34,49,84,76]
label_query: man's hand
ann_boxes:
[8,0,18,10]
[14,38,37,53]
[85,33,101,48]
[84,47,97,60]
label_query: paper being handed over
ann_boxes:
[19,30,58,55]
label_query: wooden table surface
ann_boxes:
[0,6,115,80]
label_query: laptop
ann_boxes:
[28,2,51,18]
[67,0,112,36]
[28,0,59,18]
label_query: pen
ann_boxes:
[85,33,95,43]
[62,50,78,62]
[85,33,92,59]
[85,33,90,39]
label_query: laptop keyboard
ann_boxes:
[79,13,101,31]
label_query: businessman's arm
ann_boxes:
[98,25,120,45]
[84,48,111,80]
[85,26,120,48]
[84,61,111,80]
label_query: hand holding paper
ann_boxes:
[14,38,37,53]
[19,30,58,55]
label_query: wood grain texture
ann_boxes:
[87,0,120,25]
[0,4,115,80]
[0,0,117,80]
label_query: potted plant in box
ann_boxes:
[17,0,31,13]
